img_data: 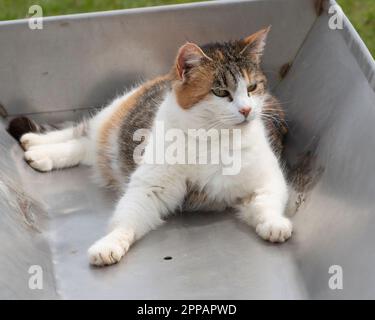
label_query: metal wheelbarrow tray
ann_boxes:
[1,0,374,299]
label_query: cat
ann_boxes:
[9,26,292,267]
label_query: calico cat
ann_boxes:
[10,27,292,267]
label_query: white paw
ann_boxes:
[256,216,292,243]
[20,133,44,150]
[24,148,53,172]
[88,229,134,267]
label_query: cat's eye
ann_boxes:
[212,88,230,98]
[247,83,258,94]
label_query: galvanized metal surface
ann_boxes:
[276,6,375,299]
[0,0,375,299]
[0,120,57,299]
[0,0,316,116]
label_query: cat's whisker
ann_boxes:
[262,113,289,122]
[261,114,289,129]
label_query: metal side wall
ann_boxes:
[0,120,57,299]
[0,0,316,116]
[276,4,375,299]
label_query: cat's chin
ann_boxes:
[237,114,259,127]
[234,118,251,127]
[217,119,251,129]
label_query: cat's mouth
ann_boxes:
[220,119,248,128]
[237,117,253,126]
[237,119,248,126]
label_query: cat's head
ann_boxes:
[172,26,271,128]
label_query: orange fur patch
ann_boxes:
[174,66,214,109]
[242,68,250,83]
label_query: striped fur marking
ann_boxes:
[97,75,171,187]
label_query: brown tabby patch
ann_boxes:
[118,77,172,183]
[263,95,288,156]
[97,74,172,188]
[174,65,214,109]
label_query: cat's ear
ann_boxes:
[175,42,211,80]
[240,26,271,63]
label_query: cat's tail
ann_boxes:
[7,116,77,143]
[7,116,42,142]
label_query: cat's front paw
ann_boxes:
[88,239,126,267]
[256,216,292,243]
[88,228,134,267]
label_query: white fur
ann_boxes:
[24,139,91,171]
[21,127,75,148]
[21,75,292,266]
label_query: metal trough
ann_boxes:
[1,0,375,299]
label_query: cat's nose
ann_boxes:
[239,106,251,118]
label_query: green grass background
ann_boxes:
[337,0,374,56]
[0,0,373,57]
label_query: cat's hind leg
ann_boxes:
[24,137,92,172]
[18,121,93,172]
[20,124,85,150]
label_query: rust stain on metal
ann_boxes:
[0,173,46,233]
[315,0,325,16]
[0,103,8,118]
[286,138,325,215]
[279,62,292,79]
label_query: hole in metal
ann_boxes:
[163,256,173,260]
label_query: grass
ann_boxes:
[0,0,373,57]
[0,0,204,20]
[337,0,375,57]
